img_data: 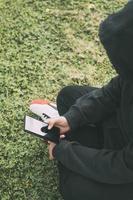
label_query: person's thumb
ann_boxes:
[44,119,54,130]
[48,120,54,130]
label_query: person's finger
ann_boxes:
[45,119,54,130]
[60,129,65,134]
[60,134,65,139]
[45,118,57,130]
[48,121,54,130]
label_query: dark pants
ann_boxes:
[56,86,133,200]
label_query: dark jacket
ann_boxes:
[54,1,133,185]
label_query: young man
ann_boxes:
[47,1,133,200]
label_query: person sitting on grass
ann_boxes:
[46,1,133,200]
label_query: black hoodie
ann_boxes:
[99,0,133,79]
[54,1,133,185]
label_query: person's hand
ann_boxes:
[46,117,70,160]
[48,141,56,160]
[45,116,70,135]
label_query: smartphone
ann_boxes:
[24,116,59,143]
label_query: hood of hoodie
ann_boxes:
[99,1,133,80]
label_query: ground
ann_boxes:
[0,0,125,199]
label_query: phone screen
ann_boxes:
[24,116,48,138]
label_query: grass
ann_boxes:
[0,0,125,199]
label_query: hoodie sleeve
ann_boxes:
[64,76,121,130]
[54,140,133,184]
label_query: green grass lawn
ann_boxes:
[0,0,125,199]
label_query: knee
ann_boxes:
[57,86,72,103]
[56,86,75,115]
